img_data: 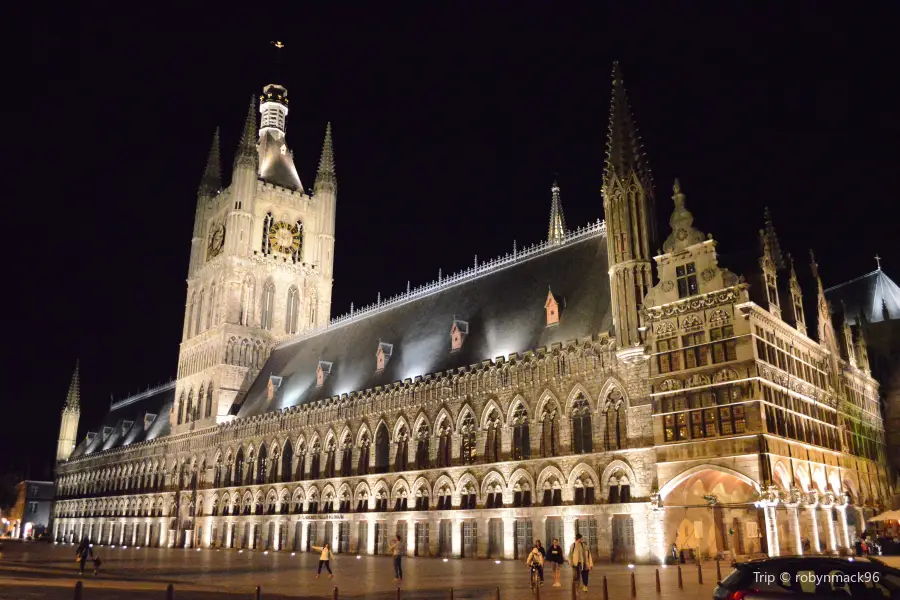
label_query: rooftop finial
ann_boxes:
[199,127,221,196]
[875,254,882,271]
[761,206,786,269]
[548,179,567,244]
[235,95,258,168]
[662,178,704,253]
[314,122,336,193]
[65,360,81,411]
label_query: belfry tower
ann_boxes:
[56,361,81,463]
[602,62,656,349]
[172,44,337,429]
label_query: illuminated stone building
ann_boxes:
[52,63,892,563]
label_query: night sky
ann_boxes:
[14,3,900,477]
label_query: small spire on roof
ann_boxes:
[198,127,222,197]
[762,207,786,270]
[65,360,81,411]
[548,179,567,244]
[314,122,336,193]
[603,61,653,193]
[875,254,882,271]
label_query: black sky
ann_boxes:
[13,2,900,476]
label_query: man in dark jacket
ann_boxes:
[75,537,93,576]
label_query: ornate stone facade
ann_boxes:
[52,64,891,564]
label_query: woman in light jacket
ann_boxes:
[311,542,335,578]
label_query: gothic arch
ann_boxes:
[338,424,353,446]
[455,472,480,501]
[323,428,337,448]
[567,462,601,491]
[536,465,567,492]
[480,469,507,499]
[355,423,372,446]
[456,403,477,431]
[771,461,792,491]
[565,383,595,416]
[432,474,455,499]
[658,464,760,500]
[390,477,411,502]
[337,482,352,498]
[411,476,431,497]
[392,415,411,440]
[599,378,629,411]
[291,487,305,504]
[354,481,372,499]
[600,459,638,492]
[411,411,431,435]
[434,407,454,432]
[265,489,277,504]
[480,398,504,429]
[372,479,390,500]
[505,393,531,424]
[535,389,562,418]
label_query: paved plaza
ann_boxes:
[0,541,726,599]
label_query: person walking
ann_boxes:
[311,542,334,579]
[75,537,93,576]
[389,535,403,582]
[568,533,590,592]
[525,541,545,586]
[547,538,565,587]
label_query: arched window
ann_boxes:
[256,445,267,485]
[177,392,185,425]
[356,491,369,512]
[394,426,409,472]
[511,404,530,460]
[213,457,222,488]
[197,385,205,420]
[260,279,275,330]
[286,286,300,334]
[204,385,214,419]
[239,277,255,326]
[484,410,501,462]
[234,448,244,486]
[358,432,370,475]
[540,407,559,457]
[415,422,430,470]
[324,438,336,478]
[185,293,195,339]
[296,442,307,481]
[393,489,408,511]
[261,212,273,255]
[206,282,216,329]
[571,395,593,454]
[460,484,477,509]
[542,479,562,506]
[460,413,477,465]
[573,476,595,505]
[485,482,503,508]
[186,390,195,422]
[415,488,429,511]
[606,389,625,450]
[195,289,205,336]
[310,441,321,477]
[608,472,631,503]
[340,435,352,477]
[436,486,452,510]
[436,422,451,468]
[513,482,532,507]
[374,489,388,512]
[375,424,390,474]
[280,441,293,483]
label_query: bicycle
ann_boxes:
[530,563,541,595]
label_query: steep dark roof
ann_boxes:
[258,131,302,191]
[825,268,900,325]
[70,382,175,459]
[239,231,612,417]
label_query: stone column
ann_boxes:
[785,503,801,555]
[477,517,490,558]
[407,519,416,558]
[184,529,194,548]
[167,528,176,548]
[301,521,309,551]
[366,519,376,555]
[332,519,341,551]
[349,517,359,554]
[53,521,60,541]
[502,517,516,560]
[428,519,440,557]
[761,503,780,557]
[563,515,577,556]
[452,518,462,557]
[837,506,851,550]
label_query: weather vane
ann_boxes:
[272,40,284,49]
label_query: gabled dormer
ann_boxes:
[787,254,807,336]
[644,180,741,309]
[316,361,333,388]
[376,342,393,372]
[85,431,97,444]
[143,413,157,431]
[450,319,469,352]
[545,288,560,326]
[759,229,781,318]
[102,426,113,440]
[121,420,134,436]
[267,375,283,400]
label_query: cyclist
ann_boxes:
[525,541,545,587]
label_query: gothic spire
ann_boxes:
[662,179,705,254]
[314,122,336,193]
[198,127,222,196]
[234,95,258,169]
[548,180,567,244]
[762,207,786,270]
[603,61,653,194]
[65,360,80,411]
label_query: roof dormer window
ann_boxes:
[376,342,393,372]
[545,288,560,326]
[267,375,283,400]
[316,361,333,388]
[450,319,469,352]
[676,263,698,299]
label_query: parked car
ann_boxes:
[713,556,900,599]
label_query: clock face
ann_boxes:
[207,225,225,259]
[269,221,301,254]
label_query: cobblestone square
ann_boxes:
[0,541,725,599]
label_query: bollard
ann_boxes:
[255,585,261,600]
[716,559,722,582]
[571,578,577,600]
[698,562,703,584]
[73,581,83,600]
[449,589,453,600]
[677,565,683,589]
[495,587,500,600]
[332,587,338,600]
[396,586,401,600]
[165,583,174,600]
[656,568,661,593]
[602,575,609,600]
[631,571,637,597]
[536,581,541,600]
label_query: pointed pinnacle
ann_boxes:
[199,127,222,195]
[66,360,81,411]
[548,179,566,244]
[603,61,652,192]
[314,122,337,193]
[235,95,258,167]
